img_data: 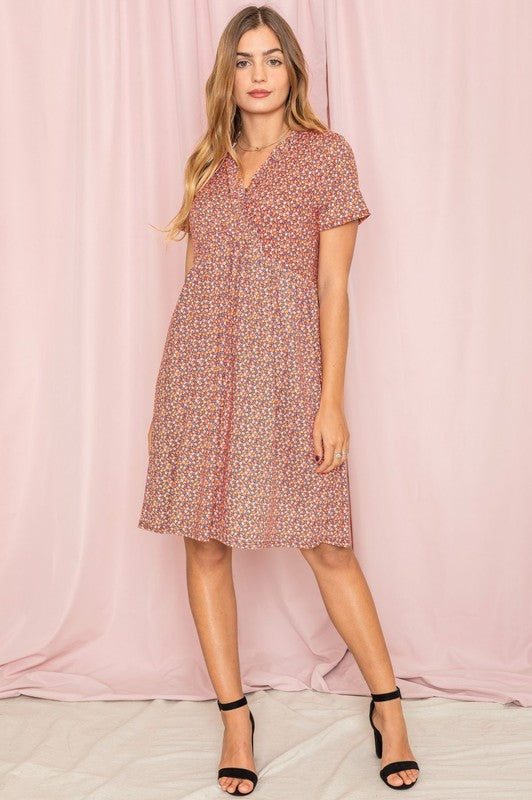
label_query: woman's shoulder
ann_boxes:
[295,127,352,159]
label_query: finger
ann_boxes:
[337,436,349,468]
[331,435,349,470]
[313,430,323,463]
[315,441,336,473]
[318,441,345,473]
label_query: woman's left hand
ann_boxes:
[313,401,350,473]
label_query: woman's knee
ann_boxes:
[299,541,354,569]
[184,536,232,566]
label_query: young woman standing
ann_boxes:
[139,5,420,795]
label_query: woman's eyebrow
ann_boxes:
[236,48,283,57]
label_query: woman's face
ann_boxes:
[232,25,291,120]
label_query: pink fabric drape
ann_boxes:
[1,0,530,706]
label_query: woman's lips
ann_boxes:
[249,90,271,97]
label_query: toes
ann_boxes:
[220,777,253,794]
[387,770,416,787]
[387,773,403,786]
[218,777,254,794]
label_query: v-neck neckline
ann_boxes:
[228,129,298,192]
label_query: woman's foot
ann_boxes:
[218,704,256,794]
[371,697,419,788]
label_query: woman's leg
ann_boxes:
[184,537,255,795]
[299,543,419,788]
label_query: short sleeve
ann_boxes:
[316,131,371,230]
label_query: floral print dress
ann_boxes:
[138,128,370,549]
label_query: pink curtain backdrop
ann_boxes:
[1,0,530,706]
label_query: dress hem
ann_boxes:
[137,522,352,550]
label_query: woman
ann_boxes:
[138,4,420,795]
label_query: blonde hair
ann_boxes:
[157,4,328,243]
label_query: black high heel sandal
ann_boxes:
[369,685,420,790]
[217,695,258,796]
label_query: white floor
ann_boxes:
[0,688,530,799]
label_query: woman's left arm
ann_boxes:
[314,220,359,474]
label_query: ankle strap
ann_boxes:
[371,685,401,702]
[217,695,248,711]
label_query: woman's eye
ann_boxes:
[235,58,283,68]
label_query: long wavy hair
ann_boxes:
[158,4,328,243]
